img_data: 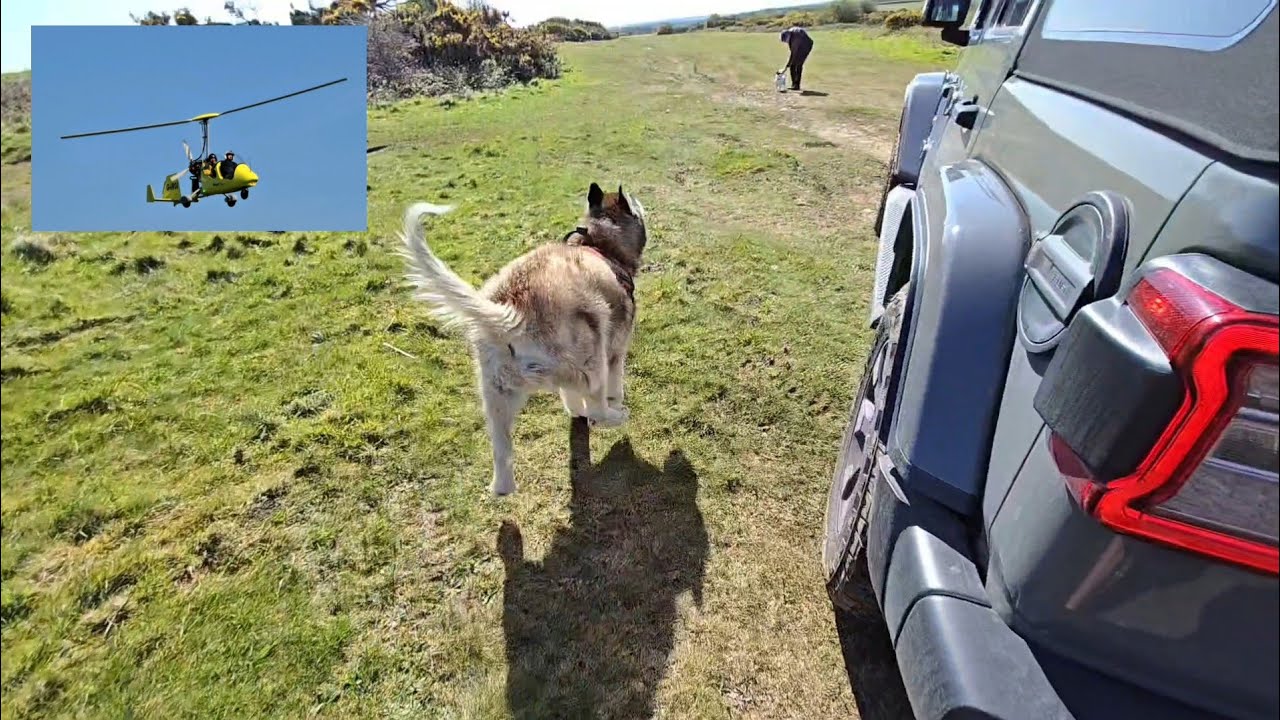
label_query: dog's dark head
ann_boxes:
[582,182,647,272]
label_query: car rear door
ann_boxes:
[922,0,1039,170]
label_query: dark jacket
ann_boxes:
[220,159,238,179]
[783,27,814,66]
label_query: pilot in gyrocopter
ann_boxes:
[220,151,238,179]
[186,151,238,201]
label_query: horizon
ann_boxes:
[0,0,820,73]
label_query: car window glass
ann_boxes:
[971,0,998,28]
[997,0,1034,27]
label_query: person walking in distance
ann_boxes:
[779,26,814,92]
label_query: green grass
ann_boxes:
[2,29,952,718]
[2,129,31,165]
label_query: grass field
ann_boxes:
[2,28,955,719]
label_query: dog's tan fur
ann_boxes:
[399,183,648,495]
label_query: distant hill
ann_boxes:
[615,0,917,35]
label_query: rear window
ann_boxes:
[1015,1,1279,164]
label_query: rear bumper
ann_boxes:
[865,475,1075,720]
[865,474,1236,720]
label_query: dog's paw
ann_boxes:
[589,406,629,428]
[560,390,588,418]
[491,475,517,496]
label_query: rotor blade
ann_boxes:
[215,78,349,118]
[61,118,193,140]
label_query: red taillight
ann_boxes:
[1061,268,1280,575]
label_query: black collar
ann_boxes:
[562,226,591,244]
[562,226,634,301]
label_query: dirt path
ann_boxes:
[640,45,898,164]
[718,86,896,161]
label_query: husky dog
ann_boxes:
[399,183,648,495]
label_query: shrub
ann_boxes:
[534,17,615,42]
[705,13,734,29]
[359,1,562,98]
[655,23,675,35]
[1,74,31,127]
[133,1,560,100]
[754,10,829,30]
[366,12,420,96]
[290,0,409,26]
[132,11,172,24]
[884,8,923,30]
[10,234,74,265]
[402,3,560,84]
[831,0,877,23]
[787,11,827,26]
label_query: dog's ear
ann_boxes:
[615,185,633,216]
[588,182,604,211]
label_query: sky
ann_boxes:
[1,0,805,73]
[31,25,367,232]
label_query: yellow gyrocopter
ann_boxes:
[59,78,348,208]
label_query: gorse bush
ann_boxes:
[831,0,878,23]
[884,8,923,30]
[1,75,31,128]
[289,0,414,26]
[729,9,826,30]
[132,0,561,100]
[401,3,560,83]
[704,14,734,29]
[366,11,421,97]
[311,0,561,97]
[534,17,616,42]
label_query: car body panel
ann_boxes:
[974,76,1214,527]
[849,0,1279,718]
[888,159,1029,515]
[891,72,949,189]
[866,472,1074,720]
[988,426,1279,720]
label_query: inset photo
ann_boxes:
[31,25,366,232]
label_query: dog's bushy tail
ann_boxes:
[398,203,522,337]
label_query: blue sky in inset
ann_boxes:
[32,25,367,232]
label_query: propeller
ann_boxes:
[61,118,192,139]
[214,78,348,118]
[60,78,349,140]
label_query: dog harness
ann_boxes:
[561,227,635,301]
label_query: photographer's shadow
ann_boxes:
[499,418,708,719]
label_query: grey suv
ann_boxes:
[821,1,1279,719]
